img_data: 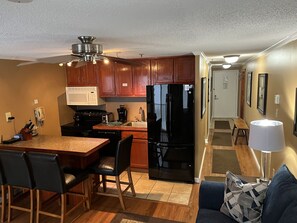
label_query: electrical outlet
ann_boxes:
[5,112,12,122]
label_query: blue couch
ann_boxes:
[196,165,297,223]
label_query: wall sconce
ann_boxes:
[222,64,231,69]
[224,55,240,63]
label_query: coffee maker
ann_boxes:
[117,105,127,123]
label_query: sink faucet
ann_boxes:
[139,107,145,122]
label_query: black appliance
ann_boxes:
[61,109,121,156]
[117,105,127,123]
[147,84,194,183]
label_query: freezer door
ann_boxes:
[148,142,194,183]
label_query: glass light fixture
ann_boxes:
[58,63,64,67]
[67,61,72,67]
[103,58,110,64]
[224,55,240,63]
[222,64,231,69]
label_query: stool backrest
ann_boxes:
[0,150,34,189]
[115,135,133,175]
[27,152,66,193]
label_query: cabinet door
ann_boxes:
[133,59,151,96]
[174,56,195,84]
[66,64,82,86]
[152,58,174,84]
[115,63,133,96]
[130,139,148,169]
[81,63,98,85]
[66,63,99,86]
[98,61,116,97]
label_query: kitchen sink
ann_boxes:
[123,121,147,128]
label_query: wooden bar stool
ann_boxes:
[88,135,136,210]
[27,152,90,223]
[0,150,35,223]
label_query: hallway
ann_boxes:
[200,119,260,180]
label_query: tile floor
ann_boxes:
[99,171,193,205]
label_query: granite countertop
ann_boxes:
[93,123,147,132]
[0,135,109,156]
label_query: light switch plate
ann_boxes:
[5,112,12,122]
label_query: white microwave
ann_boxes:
[66,86,101,106]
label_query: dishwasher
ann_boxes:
[91,130,122,157]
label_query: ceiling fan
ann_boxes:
[17,36,139,68]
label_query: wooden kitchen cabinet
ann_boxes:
[122,130,148,169]
[66,62,98,86]
[174,56,195,84]
[115,63,133,96]
[133,59,151,96]
[98,61,116,97]
[151,58,174,84]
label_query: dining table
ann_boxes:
[0,135,110,169]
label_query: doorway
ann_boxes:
[212,70,239,118]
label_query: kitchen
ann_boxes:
[0,55,200,180]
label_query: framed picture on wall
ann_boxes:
[257,73,268,115]
[246,72,252,107]
[201,77,206,118]
[293,88,297,136]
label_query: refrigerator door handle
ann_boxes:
[166,94,172,136]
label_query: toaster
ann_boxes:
[102,112,114,124]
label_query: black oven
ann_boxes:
[61,109,121,156]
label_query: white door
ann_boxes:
[212,70,238,118]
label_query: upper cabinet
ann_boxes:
[98,61,116,97]
[133,59,151,97]
[115,63,133,96]
[66,55,195,97]
[151,58,174,84]
[151,55,195,84]
[66,63,98,86]
[174,56,195,84]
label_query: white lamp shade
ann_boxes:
[249,120,285,152]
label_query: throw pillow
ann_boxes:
[220,171,268,223]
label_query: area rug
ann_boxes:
[211,132,232,146]
[212,149,241,175]
[111,212,180,223]
[214,120,230,129]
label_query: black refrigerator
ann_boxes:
[146,84,194,183]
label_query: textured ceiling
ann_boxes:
[1,0,297,66]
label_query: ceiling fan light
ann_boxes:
[222,64,231,69]
[103,58,110,64]
[224,55,239,63]
[58,63,64,67]
[67,61,72,67]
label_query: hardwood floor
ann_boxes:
[7,120,259,223]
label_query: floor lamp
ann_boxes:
[248,120,285,182]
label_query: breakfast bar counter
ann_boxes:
[0,135,110,168]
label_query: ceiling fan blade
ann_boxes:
[36,55,79,63]
[104,55,144,65]
[17,61,39,67]
[74,61,87,68]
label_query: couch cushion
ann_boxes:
[197,209,236,223]
[220,171,267,223]
[262,164,297,223]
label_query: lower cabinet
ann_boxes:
[122,130,148,169]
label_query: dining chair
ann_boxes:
[89,134,135,210]
[0,150,35,223]
[0,164,6,223]
[27,152,90,223]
